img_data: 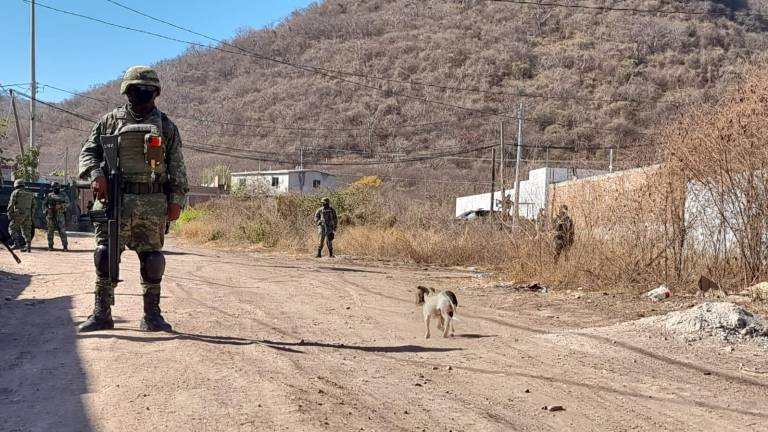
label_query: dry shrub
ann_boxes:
[659,70,768,289]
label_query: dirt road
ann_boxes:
[1,235,767,431]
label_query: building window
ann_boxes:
[238,178,246,188]
[313,179,321,188]
[271,177,279,187]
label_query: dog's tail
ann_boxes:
[445,290,459,320]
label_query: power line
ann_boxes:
[488,0,767,17]
[40,82,509,134]
[39,80,644,137]
[10,84,656,168]
[7,88,96,122]
[29,1,515,121]
[30,0,660,134]
[104,0,678,107]
[334,173,492,185]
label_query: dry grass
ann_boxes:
[176,185,671,294]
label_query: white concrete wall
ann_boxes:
[455,167,607,218]
[288,171,337,193]
[232,173,290,193]
[232,171,337,194]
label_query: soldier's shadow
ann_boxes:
[77,331,462,354]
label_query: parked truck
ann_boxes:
[0,180,92,244]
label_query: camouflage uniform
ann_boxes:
[314,198,338,258]
[553,206,574,263]
[7,180,35,252]
[78,66,188,333]
[43,185,70,250]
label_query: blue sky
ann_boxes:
[1,0,316,102]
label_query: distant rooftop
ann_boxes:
[231,169,334,176]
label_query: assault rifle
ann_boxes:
[0,236,21,264]
[88,134,121,285]
[0,214,21,264]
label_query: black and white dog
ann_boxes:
[416,286,458,338]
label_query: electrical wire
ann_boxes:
[28,0,658,134]
[103,0,678,107]
[488,0,765,17]
[40,82,510,134]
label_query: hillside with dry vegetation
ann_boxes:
[4,0,768,189]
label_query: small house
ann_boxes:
[231,169,336,194]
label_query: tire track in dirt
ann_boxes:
[330,273,768,426]
[166,269,427,431]
[164,251,768,429]
[166,262,530,431]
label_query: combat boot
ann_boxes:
[78,289,114,332]
[316,248,322,258]
[328,247,334,258]
[140,292,172,332]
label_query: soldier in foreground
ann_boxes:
[7,179,35,253]
[43,182,70,251]
[315,197,338,258]
[78,65,188,333]
[553,204,575,263]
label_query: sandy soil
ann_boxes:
[1,234,767,432]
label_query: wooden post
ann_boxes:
[609,148,614,173]
[10,90,25,155]
[490,148,496,213]
[512,102,523,226]
[500,121,505,212]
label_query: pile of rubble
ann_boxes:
[662,302,768,344]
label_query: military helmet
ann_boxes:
[321,197,330,204]
[120,65,161,95]
[13,179,24,188]
[51,181,60,188]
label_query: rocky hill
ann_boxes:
[4,0,768,187]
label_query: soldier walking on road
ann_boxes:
[43,182,70,251]
[553,205,575,263]
[78,65,188,333]
[7,179,35,253]
[315,197,337,258]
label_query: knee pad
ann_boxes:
[94,245,109,277]
[139,251,166,284]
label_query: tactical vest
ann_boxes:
[319,208,336,227]
[12,190,33,214]
[113,107,168,184]
[47,193,67,214]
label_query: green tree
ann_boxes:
[13,147,40,182]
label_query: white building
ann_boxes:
[455,167,607,218]
[231,169,336,194]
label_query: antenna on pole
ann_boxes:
[30,0,36,150]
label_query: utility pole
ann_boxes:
[299,147,304,170]
[64,145,69,184]
[512,101,523,227]
[499,121,505,216]
[9,90,25,155]
[30,0,37,150]
[490,148,496,213]
[609,148,615,173]
[543,146,550,231]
